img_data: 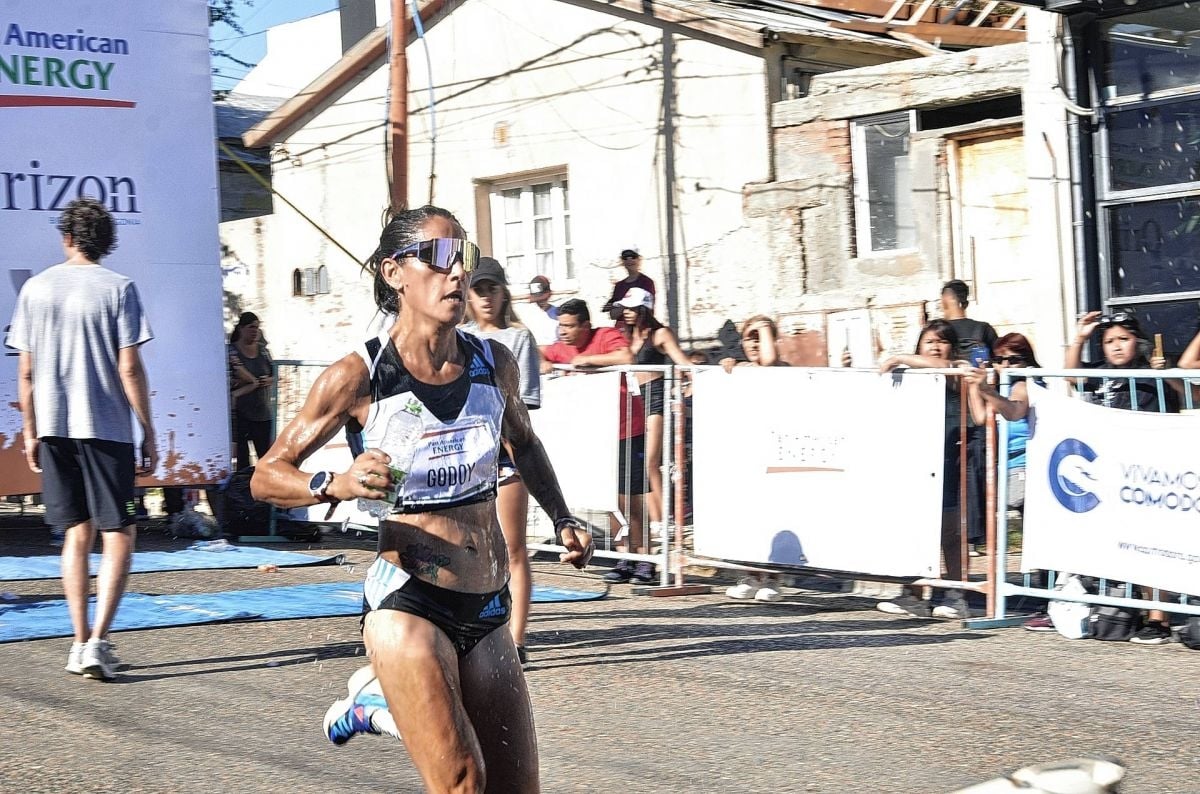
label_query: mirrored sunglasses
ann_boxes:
[1097,311,1136,329]
[392,238,479,274]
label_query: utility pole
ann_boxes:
[661,31,679,332]
[388,0,408,209]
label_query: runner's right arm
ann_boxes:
[251,355,391,509]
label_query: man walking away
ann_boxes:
[7,198,157,681]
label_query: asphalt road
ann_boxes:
[0,524,1196,793]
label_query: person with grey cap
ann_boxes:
[602,248,656,320]
[462,257,541,664]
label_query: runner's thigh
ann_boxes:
[364,609,485,791]
[460,626,539,793]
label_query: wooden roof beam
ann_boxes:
[830,18,1025,45]
[556,0,766,51]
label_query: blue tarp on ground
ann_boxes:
[0,546,343,581]
[0,581,607,642]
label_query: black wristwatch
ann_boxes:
[308,471,336,503]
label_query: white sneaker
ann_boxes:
[725,577,763,600]
[754,583,783,602]
[80,638,118,681]
[323,665,400,745]
[64,641,85,674]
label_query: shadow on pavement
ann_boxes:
[113,641,365,683]
[523,628,990,671]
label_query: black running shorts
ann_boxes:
[40,437,137,531]
[618,434,648,495]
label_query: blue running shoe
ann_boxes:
[322,665,399,745]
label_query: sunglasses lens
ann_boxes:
[398,239,480,273]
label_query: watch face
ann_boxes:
[308,471,329,493]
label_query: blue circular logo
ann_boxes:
[1048,438,1100,513]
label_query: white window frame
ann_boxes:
[487,175,575,290]
[851,110,918,256]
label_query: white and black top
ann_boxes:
[347,330,505,514]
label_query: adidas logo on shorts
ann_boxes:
[478,595,506,620]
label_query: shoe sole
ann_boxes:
[323,665,381,745]
[877,603,932,618]
[1129,637,1171,645]
[932,607,968,619]
[1022,626,1057,632]
[81,665,114,681]
[726,591,757,600]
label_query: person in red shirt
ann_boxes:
[541,299,655,584]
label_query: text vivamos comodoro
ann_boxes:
[2,23,129,91]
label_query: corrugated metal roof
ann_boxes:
[215,93,284,142]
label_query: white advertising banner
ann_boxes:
[1023,385,1200,594]
[0,1,228,491]
[692,368,946,577]
[531,372,619,513]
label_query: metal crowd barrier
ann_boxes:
[270,356,1199,626]
[525,364,681,590]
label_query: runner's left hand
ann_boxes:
[556,517,593,569]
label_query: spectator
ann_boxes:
[1068,310,1183,412]
[229,312,275,470]
[528,275,559,320]
[719,316,788,603]
[963,333,1042,516]
[718,315,781,373]
[941,279,998,361]
[1069,309,1184,644]
[7,197,157,680]
[961,333,1051,630]
[941,280,996,556]
[462,257,541,664]
[540,299,655,584]
[876,319,970,619]
[614,287,694,540]
[602,248,656,320]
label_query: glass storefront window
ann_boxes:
[1102,7,1200,100]
[1112,298,1200,356]
[1107,197,1200,296]
[1107,97,1200,191]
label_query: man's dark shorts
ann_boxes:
[618,434,648,495]
[40,437,137,531]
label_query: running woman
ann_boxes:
[251,206,592,793]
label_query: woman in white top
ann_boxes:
[462,257,541,664]
[251,206,591,792]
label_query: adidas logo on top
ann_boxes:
[478,594,506,619]
[469,357,489,378]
